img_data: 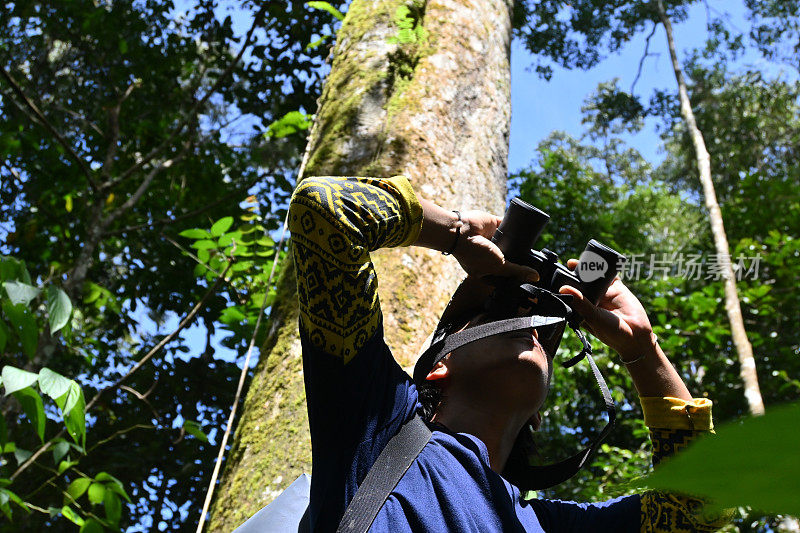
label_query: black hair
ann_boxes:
[417,379,443,421]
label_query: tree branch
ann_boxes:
[101,81,140,182]
[10,263,231,482]
[631,21,658,95]
[0,66,99,192]
[102,5,269,192]
[107,187,247,236]
[107,153,184,222]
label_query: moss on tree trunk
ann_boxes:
[207,0,514,529]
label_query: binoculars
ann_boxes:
[491,198,625,306]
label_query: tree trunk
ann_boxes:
[656,0,765,416]
[206,0,514,529]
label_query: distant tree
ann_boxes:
[514,0,765,415]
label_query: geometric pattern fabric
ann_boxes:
[289,175,422,362]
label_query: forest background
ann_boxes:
[0,0,798,531]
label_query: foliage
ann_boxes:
[745,0,800,70]
[512,0,695,79]
[511,128,707,501]
[640,402,800,517]
[0,0,344,529]
[512,56,800,528]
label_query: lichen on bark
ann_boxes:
[207,1,514,529]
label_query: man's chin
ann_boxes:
[528,411,542,431]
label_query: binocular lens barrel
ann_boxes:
[491,198,550,263]
[574,239,625,305]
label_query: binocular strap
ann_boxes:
[511,329,617,491]
[414,316,617,492]
[413,315,567,383]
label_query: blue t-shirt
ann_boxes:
[302,327,641,532]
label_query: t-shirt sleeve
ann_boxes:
[529,494,643,532]
[289,175,422,362]
[638,396,729,532]
[530,397,728,533]
[288,175,423,531]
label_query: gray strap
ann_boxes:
[336,415,432,533]
[413,315,566,382]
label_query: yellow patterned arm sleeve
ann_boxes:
[288,176,423,362]
[639,397,729,532]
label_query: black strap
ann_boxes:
[413,315,566,383]
[508,326,616,490]
[337,415,432,533]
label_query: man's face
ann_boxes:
[441,311,556,417]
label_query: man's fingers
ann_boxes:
[504,262,539,283]
[559,285,594,317]
[566,258,578,269]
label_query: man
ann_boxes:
[289,175,722,532]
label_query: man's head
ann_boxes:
[420,310,555,427]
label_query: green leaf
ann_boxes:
[87,483,105,505]
[1,366,38,395]
[52,439,70,464]
[57,383,86,447]
[210,216,234,237]
[46,286,72,333]
[38,367,72,401]
[183,420,209,443]
[13,446,31,465]
[266,110,311,138]
[219,307,246,324]
[13,387,45,441]
[80,518,104,533]
[104,489,121,525]
[56,380,83,418]
[178,228,209,239]
[0,488,29,513]
[0,257,31,284]
[66,477,91,502]
[96,472,130,503]
[191,239,217,250]
[217,230,242,247]
[639,402,800,516]
[306,1,344,20]
[2,280,40,306]
[2,301,38,359]
[61,505,85,526]
[59,459,79,474]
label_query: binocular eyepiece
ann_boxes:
[492,198,625,305]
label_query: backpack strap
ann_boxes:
[336,415,432,533]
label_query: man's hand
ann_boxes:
[558,258,656,361]
[454,210,539,282]
[416,199,538,283]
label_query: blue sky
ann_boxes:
[508,0,764,173]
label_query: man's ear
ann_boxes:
[425,360,450,381]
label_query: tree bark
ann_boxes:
[206,0,514,529]
[656,0,765,416]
